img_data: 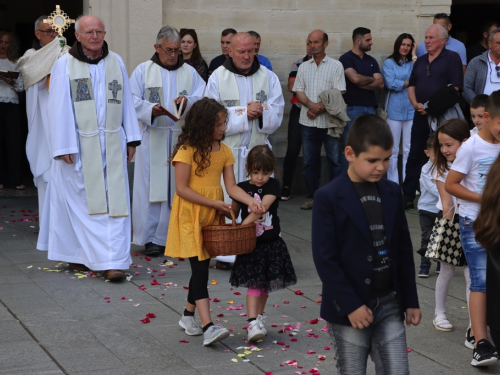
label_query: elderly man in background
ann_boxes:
[130,26,205,257]
[45,15,141,281]
[464,28,500,104]
[17,16,70,250]
[402,24,463,208]
[205,31,284,267]
[294,30,346,210]
[416,13,467,72]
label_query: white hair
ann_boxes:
[156,26,180,45]
[489,28,500,42]
[34,15,48,30]
[428,24,448,41]
[75,15,106,33]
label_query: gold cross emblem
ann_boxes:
[44,5,75,36]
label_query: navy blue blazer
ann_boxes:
[312,172,419,326]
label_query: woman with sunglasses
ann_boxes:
[0,31,25,190]
[180,29,209,82]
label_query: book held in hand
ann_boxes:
[158,98,185,122]
[0,70,20,79]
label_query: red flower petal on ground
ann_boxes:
[178,258,185,261]
[183,286,189,290]
[291,338,297,342]
[140,317,151,323]
[324,346,330,350]
[212,298,220,302]
[233,292,241,295]
[318,355,326,360]
[307,350,316,354]
[104,297,110,300]
[121,297,126,300]
[276,341,285,346]
[144,256,152,261]
[217,313,224,317]
[151,280,160,285]
[179,339,189,343]
[283,301,289,304]
[146,313,156,318]
[294,290,304,295]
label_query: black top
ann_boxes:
[353,182,393,298]
[234,178,281,243]
[487,245,500,330]
[184,58,209,82]
[409,48,463,104]
[208,54,227,75]
[339,50,381,107]
[467,42,486,64]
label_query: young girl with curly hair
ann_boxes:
[165,97,263,346]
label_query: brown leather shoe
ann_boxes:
[102,269,125,282]
[68,263,89,271]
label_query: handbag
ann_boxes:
[376,91,390,120]
[425,208,465,267]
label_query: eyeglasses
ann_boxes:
[37,29,56,35]
[489,64,500,84]
[157,45,181,55]
[79,30,105,37]
[426,64,431,77]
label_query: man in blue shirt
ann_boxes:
[416,13,467,73]
[248,30,273,71]
[339,27,384,171]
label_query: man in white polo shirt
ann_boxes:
[293,29,346,210]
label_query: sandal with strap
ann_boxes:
[433,314,453,332]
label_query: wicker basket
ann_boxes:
[202,210,257,256]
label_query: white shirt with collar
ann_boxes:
[484,51,500,96]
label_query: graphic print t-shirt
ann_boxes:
[353,182,393,298]
[451,134,500,220]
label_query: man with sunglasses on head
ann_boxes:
[45,15,141,281]
[401,24,462,210]
[18,15,70,251]
[129,26,205,258]
[464,28,500,104]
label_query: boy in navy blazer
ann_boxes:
[312,114,421,374]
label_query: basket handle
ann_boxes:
[218,209,237,226]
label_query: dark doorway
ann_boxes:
[451,1,500,50]
[0,0,82,55]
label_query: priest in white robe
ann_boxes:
[45,15,141,281]
[18,15,69,251]
[130,26,205,256]
[204,32,284,265]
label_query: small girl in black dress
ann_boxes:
[229,145,297,342]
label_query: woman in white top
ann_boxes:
[430,119,473,348]
[0,31,24,189]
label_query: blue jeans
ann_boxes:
[300,124,340,199]
[328,292,409,375]
[282,105,302,189]
[340,106,377,173]
[459,216,487,292]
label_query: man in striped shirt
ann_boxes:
[293,29,346,210]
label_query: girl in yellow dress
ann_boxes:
[165,98,263,346]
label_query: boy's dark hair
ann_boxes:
[471,94,488,109]
[246,145,277,176]
[426,135,435,150]
[221,28,237,37]
[485,91,500,119]
[346,114,393,156]
[352,27,371,42]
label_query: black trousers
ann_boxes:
[281,105,302,189]
[402,112,431,202]
[0,102,22,186]
[187,257,211,305]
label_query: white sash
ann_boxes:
[67,52,128,217]
[144,61,192,202]
[218,66,269,178]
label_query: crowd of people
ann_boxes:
[1,10,500,374]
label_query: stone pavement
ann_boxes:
[0,193,498,375]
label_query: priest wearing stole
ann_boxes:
[17,16,70,251]
[129,26,205,257]
[205,32,284,266]
[46,16,141,281]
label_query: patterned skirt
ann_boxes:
[229,237,297,293]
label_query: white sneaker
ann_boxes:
[179,315,203,336]
[247,320,265,342]
[203,325,230,346]
[257,314,267,335]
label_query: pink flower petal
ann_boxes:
[307,350,316,354]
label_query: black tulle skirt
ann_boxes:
[229,237,297,293]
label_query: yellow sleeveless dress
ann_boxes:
[165,144,235,260]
